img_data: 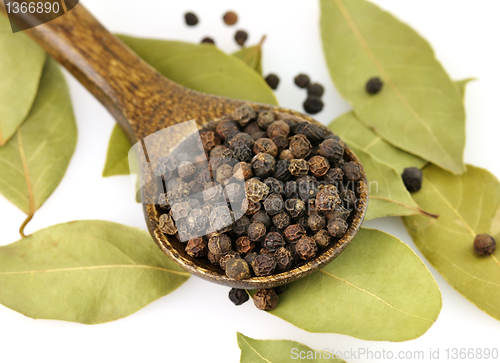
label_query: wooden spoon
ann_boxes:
[4,3,368,289]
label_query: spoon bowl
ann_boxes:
[5,3,368,289]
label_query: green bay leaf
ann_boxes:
[264,228,441,341]
[104,35,277,177]
[0,220,190,324]
[320,0,466,174]
[455,78,475,100]
[0,15,46,145]
[237,332,345,362]
[403,165,500,321]
[0,58,77,230]
[232,36,265,74]
[330,112,426,174]
[349,144,435,220]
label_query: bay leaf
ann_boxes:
[263,228,442,341]
[0,58,77,233]
[0,220,190,324]
[103,35,277,177]
[237,332,345,362]
[330,112,426,174]
[232,36,265,74]
[403,165,500,321]
[455,78,474,100]
[349,144,436,220]
[102,123,131,176]
[0,15,46,145]
[320,0,466,174]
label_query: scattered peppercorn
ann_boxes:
[234,30,248,46]
[294,74,310,88]
[201,37,215,45]
[228,288,248,306]
[473,234,496,256]
[402,167,423,193]
[223,11,238,25]
[303,96,324,114]
[184,12,199,26]
[366,76,383,94]
[265,74,280,90]
[253,288,279,311]
[307,83,324,97]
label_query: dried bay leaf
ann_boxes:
[264,228,442,341]
[455,78,475,100]
[237,332,345,362]
[103,35,277,177]
[102,123,131,177]
[330,112,426,174]
[403,165,500,321]
[0,58,77,233]
[0,220,190,324]
[349,145,436,220]
[232,36,265,74]
[320,0,466,174]
[0,15,46,145]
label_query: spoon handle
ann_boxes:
[2,3,183,141]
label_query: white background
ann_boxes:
[0,0,499,362]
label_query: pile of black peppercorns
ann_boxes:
[294,74,325,115]
[154,105,362,310]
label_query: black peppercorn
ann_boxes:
[245,178,270,202]
[295,236,318,260]
[234,30,248,46]
[297,176,319,201]
[267,121,290,139]
[227,132,254,150]
[263,193,284,216]
[252,254,277,276]
[289,159,309,177]
[186,208,209,234]
[328,218,348,238]
[243,199,261,215]
[171,201,192,220]
[307,83,325,97]
[223,11,238,25]
[309,155,330,177]
[159,213,177,235]
[473,234,496,256]
[177,161,196,180]
[283,224,306,242]
[319,138,344,163]
[253,138,278,158]
[265,74,280,90]
[289,134,312,159]
[272,211,290,230]
[284,180,298,199]
[251,210,271,228]
[275,247,293,271]
[263,232,285,251]
[340,189,357,209]
[184,12,199,26]
[366,77,383,94]
[296,215,310,232]
[233,145,253,162]
[216,164,233,185]
[402,167,423,193]
[303,96,324,114]
[314,229,332,249]
[209,206,234,232]
[207,251,222,265]
[273,160,292,181]
[257,111,276,130]
[272,135,289,153]
[343,161,362,181]
[216,119,240,139]
[233,162,253,181]
[264,177,284,195]
[308,212,326,231]
[185,237,208,257]
[226,258,251,280]
[210,145,227,158]
[280,149,295,161]
[325,204,351,221]
[252,153,276,177]
[295,122,326,145]
[232,215,250,236]
[244,252,258,267]
[324,167,344,186]
[294,74,310,88]
[284,198,306,219]
[253,288,279,311]
[203,183,223,203]
[219,251,241,271]
[248,222,266,242]
[228,288,248,306]
[234,105,256,127]
[236,236,255,255]
[208,233,232,255]
[201,37,215,45]
[315,187,340,211]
